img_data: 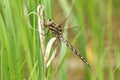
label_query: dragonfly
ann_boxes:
[44,19,91,68]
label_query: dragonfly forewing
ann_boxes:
[44,19,91,68]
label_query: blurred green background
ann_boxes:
[0,0,120,80]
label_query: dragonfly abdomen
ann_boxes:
[59,35,90,67]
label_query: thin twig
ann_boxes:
[37,5,46,80]
[37,5,45,56]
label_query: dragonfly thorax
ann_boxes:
[45,19,62,36]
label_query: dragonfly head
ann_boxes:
[45,19,54,26]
